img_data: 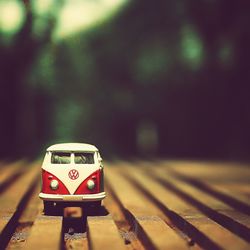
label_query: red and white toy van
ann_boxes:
[39,143,105,214]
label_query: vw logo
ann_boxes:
[68,169,79,180]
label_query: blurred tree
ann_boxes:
[0,0,63,158]
[1,0,250,160]
[53,0,250,159]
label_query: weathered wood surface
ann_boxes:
[0,160,249,250]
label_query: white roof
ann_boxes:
[47,143,98,152]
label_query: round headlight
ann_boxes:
[50,180,59,190]
[87,179,95,190]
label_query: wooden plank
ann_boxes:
[0,160,26,193]
[103,187,145,250]
[2,159,250,250]
[135,215,189,250]
[158,168,250,231]
[167,168,250,217]
[0,162,39,248]
[7,183,41,249]
[162,161,250,184]
[210,184,250,204]
[152,165,250,246]
[24,200,63,250]
[63,207,88,250]
[106,166,189,250]
[123,164,250,250]
[167,164,250,208]
[87,215,126,250]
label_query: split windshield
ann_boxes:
[74,153,94,164]
[51,152,94,164]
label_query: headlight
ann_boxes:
[50,180,59,190]
[87,179,95,190]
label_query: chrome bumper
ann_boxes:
[39,192,106,202]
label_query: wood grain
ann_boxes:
[0,160,249,250]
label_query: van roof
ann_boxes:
[47,143,98,152]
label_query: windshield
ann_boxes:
[50,152,95,164]
[74,152,94,164]
[51,152,71,164]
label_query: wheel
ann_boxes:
[91,201,102,214]
[83,201,102,215]
[43,201,52,215]
[43,201,62,215]
[91,201,102,207]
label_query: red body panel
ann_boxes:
[42,169,102,195]
[42,170,70,194]
[74,169,101,194]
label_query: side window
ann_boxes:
[74,153,94,164]
[97,151,102,161]
[51,152,71,164]
[43,152,50,165]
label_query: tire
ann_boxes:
[43,201,62,215]
[83,201,102,215]
[90,200,102,214]
[91,201,102,207]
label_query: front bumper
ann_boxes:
[39,192,106,202]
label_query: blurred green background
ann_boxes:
[0,0,250,160]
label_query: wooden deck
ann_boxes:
[0,160,249,250]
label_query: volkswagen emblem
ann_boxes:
[68,169,79,180]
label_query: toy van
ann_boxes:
[39,143,105,214]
